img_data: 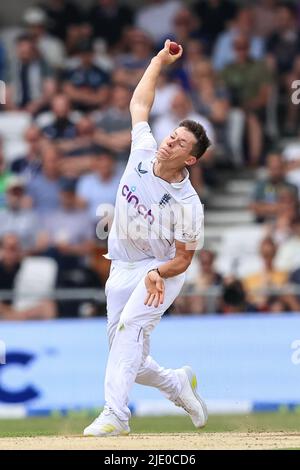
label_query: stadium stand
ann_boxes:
[1,0,300,318]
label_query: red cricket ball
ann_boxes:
[169,41,180,55]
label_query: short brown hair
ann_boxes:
[179,119,211,159]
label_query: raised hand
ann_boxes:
[156,39,183,66]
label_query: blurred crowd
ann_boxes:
[0,0,300,319]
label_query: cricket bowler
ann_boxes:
[84,39,210,437]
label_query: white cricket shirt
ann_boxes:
[106,122,204,262]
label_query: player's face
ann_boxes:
[157,127,197,168]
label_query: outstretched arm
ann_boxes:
[130,39,182,127]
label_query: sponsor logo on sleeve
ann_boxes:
[135,161,148,177]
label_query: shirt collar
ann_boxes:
[151,159,189,188]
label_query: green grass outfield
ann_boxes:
[0,412,299,438]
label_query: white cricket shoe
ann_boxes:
[83,408,130,437]
[174,366,208,428]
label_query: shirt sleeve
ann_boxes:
[122,121,157,174]
[173,200,204,246]
[131,121,157,152]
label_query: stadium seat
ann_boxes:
[13,257,58,310]
[35,110,82,129]
[3,139,28,161]
[0,112,31,140]
[205,210,254,226]
[0,111,31,162]
[215,225,265,277]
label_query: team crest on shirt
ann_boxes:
[159,193,172,209]
[135,161,148,177]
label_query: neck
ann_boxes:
[203,269,213,277]
[153,159,185,183]
[44,170,58,180]
[264,260,273,271]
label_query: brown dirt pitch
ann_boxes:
[1,432,300,450]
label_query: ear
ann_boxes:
[184,155,197,167]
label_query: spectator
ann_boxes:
[116,28,154,87]
[193,0,237,52]
[111,67,134,87]
[250,153,298,223]
[6,34,56,115]
[182,250,223,314]
[93,83,132,167]
[0,139,12,209]
[221,279,255,314]
[253,0,277,38]
[0,176,39,251]
[23,6,65,69]
[64,22,94,58]
[40,94,98,175]
[152,89,214,196]
[151,69,181,120]
[88,0,134,51]
[27,143,61,215]
[42,93,78,140]
[266,2,300,76]
[36,179,95,271]
[153,90,215,199]
[267,296,291,313]
[40,0,82,41]
[58,117,99,178]
[62,40,110,112]
[243,237,288,311]
[264,190,299,245]
[10,126,42,183]
[33,178,101,317]
[190,59,229,155]
[220,33,273,166]
[276,216,300,273]
[0,233,57,320]
[170,7,200,49]
[152,89,215,146]
[212,6,265,71]
[135,0,182,46]
[170,38,206,91]
[266,2,300,135]
[77,149,121,221]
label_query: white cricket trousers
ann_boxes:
[104,258,185,422]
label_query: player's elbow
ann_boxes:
[129,97,139,112]
[130,99,148,114]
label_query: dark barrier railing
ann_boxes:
[1,284,300,302]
